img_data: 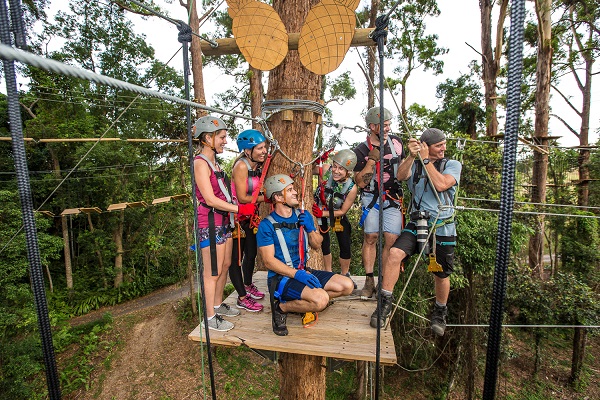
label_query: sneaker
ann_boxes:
[202,315,234,332]
[214,303,241,317]
[360,275,376,299]
[430,304,448,336]
[344,272,358,289]
[271,299,288,336]
[245,283,265,300]
[370,294,395,328]
[236,296,263,312]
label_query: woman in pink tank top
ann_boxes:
[193,116,257,332]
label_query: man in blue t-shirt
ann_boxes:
[257,174,354,336]
[370,128,462,337]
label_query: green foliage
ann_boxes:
[559,213,600,283]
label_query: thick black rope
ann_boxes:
[0,0,61,398]
[372,13,389,400]
[178,22,218,400]
[482,0,526,398]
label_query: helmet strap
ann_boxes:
[247,148,260,164]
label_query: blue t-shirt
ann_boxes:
[256,209,307,279]
[407,159,462,237]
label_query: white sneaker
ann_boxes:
[214,303,241,317]
[202,315,234,332]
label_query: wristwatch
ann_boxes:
[423,158,430,165]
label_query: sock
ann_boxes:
[436,301,447,308]
[207,315,215,321]
[366,272,374,278]
[381,289,393,297]
[214,304,223,310]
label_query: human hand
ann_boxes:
[368,148,380,162]
[407,138,421,158]
[298,210,316,233]
[294,269,322,289]
[311,203,324,218]
[237,203,257,217]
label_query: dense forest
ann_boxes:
[1,0,599,399]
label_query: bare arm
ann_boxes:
[258,245,299,277]
[232,160,255,204]
[194,158,238,212]
[396,138,420,181]
[424,163,456,192]
[307,230,323,249]
[354,160,376,188]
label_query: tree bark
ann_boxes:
[86,212,107,289]
[180,146,197,315]
[367,0,378,109]
[249,66,263,129]
[267,0,325,398]
[279,354,326,400]
[113,210,125,288]
[61,215,73,291]
[187,0,207,117]
[529,0,552,277]
[480,0,507,138]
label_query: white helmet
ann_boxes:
[264,174,294,199]
[365,106,392,125]
[193,115,227,138]
[331,149,357,171]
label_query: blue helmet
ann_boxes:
[237,129,266,151]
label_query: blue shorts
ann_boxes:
[268,269,335,302]
[360,192,404,235]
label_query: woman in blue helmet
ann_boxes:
[230,129,269,312]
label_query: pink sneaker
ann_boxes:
[236,296,263,312]
[245,283,265,300]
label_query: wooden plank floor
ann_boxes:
[188,271,397,365]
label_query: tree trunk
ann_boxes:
[465,265,476,400]
[529,0,552,277]
[180,147,197,316]
[480,0,507,138]
[279,354,326,400]
[113,210,125,288]
[188,0,207,117]
[61,215,74,291]
[367,0,378,109]
[250,66,263,129]
[268,0,324,397]
[570,326,587,384]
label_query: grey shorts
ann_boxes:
[360,192,404,235]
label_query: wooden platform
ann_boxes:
[188,272,397,365]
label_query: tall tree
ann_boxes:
[266,0,324,398]
[480,0,509,138]
[528,0,553,276]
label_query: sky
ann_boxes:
[7,0,600,152]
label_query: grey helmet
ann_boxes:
[365,106,392,125]
[264,174,294,199]
[193,115,228,138]
[331,149,357,171]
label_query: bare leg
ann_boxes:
[201,246,222,318]
[214,238,232,307]
[339,257,351,275]
[324,273,354,298]
[279,287,330,313]
[434,275,450,304]
[322,253,333,272]
[382,247,406,292]
[362,233,378,273]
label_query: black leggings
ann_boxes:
[319,216,352,260]
[230,219,258,297]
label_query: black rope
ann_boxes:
[0,0,61,398]
[371,13,389,400]
[177,20,193,44]
[181,38,218,399]
[482,0,526,398]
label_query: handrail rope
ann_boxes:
[459,206,600,219]
[460,197,600,211]
[0,44,254,121]
[0,47,184,255]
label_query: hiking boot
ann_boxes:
[430,304,448,336]
[370,294,395,328]
[344,272,358,289]
[360,275,376,299]
[271,299,288,336]
[236,296,263,312]
[214,303,240,317]
[202,315,234,332]
[245,283,265,300]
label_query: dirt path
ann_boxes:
[69,280,195,326]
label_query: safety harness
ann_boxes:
[358,136,403,227]
[197,154,234,276]
[316,172,354,233]
[266,209,310,300]
[410,158,456,272]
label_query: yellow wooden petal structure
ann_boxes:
[232,1,289,71]
[298,0,356,75]
[226,0,252,19]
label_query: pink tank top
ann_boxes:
[231,158,261,200]
[195,155,229,228]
